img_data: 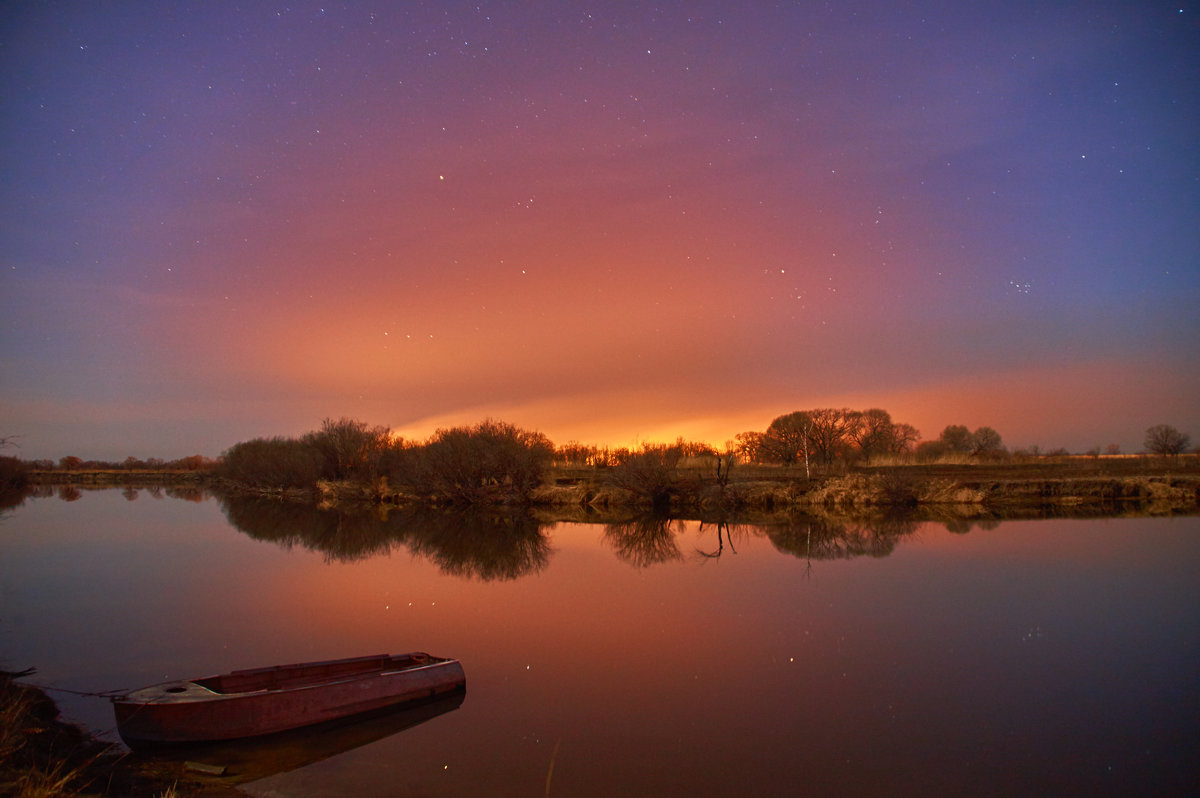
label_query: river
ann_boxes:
[1,487,1197,796]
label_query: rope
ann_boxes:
[14,680,128,700]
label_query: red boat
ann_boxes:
[112,653,465,744]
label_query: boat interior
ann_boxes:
[193,653,437,695]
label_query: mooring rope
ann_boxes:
[22,682,128,699]
[8,673,128,700]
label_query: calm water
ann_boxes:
[1,488,1197,797]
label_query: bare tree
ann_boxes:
[969,427,1004,457]
[1144,424,1191,456]
[847,408,895,463]
[889,423,921,455]
[939,425,973,453]
[304,417,392,481]
[804,408,855,465]
[763,412,810,465]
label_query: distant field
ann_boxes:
[548,454,1200,485]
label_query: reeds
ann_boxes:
[0,674,186,798]
[0,677,90,797]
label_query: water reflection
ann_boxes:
[399,508,550,580]
[216,495,983,575]
[693,520,746,560]
[221,497,398,561]
[132,693,463,784]
[164,491,1200,578]
[4,490,1197,797]
[762,517,913,561]
[603,516,685,567]
[217,494,551,580]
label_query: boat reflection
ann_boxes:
[128,692,464,784]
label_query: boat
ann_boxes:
[129,693,465,779]
[112,652,465,744]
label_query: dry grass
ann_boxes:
[0,677,90,797]
[0,673,238,797]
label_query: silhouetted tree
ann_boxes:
[968,426,1004,457]
[219,437,325,489]
[804,408,856,465]
[935,424,1005,458]
[848,408,898,463]
[1144,424,1190,456]
[762,412,810,465]
[889,423,920,455]
[734,430,769,463]
[607,443,683,510]
[303,417,392,482]
[0,456,29,493]
[401,420,554,503]
[555,442,599,466]
[939,425,973,454]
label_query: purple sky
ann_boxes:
[2,1,1197,460]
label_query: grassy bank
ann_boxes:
[25,455,1200,516]
[27,469,209,486]
[529,471,1200,515]
[0,670,244,797]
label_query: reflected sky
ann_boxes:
[1,490,1197,796]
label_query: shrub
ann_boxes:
[0,456,30,491]
[396,420,554,503]
[606,444,683,510]
[302,417,392,482]
[218,437,325,489]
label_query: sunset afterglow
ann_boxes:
[2,1,1196,459]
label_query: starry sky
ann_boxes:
[2,1,1197,460]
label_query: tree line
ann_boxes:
[735,408,924,467]
[219,418,555,504]
[2,416,1191,506]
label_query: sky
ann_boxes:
[2,1,1197,461]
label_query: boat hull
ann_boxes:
[113,653,465,744]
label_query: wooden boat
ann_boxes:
[127,693,465,779]
[112,653,465,744]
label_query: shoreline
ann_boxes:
[0,671,245,797]
[24,458,1200,517]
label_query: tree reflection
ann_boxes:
[164,485,206,503]
[603,515,683,567]
[0,485,32,514]
[694,520,746,561]
[217,494,550,580]
[398,508,551,581]
[221,496,399,562]
[761,514,919,563]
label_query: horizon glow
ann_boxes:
[2,1,1197,460]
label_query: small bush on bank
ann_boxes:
[302,417,392,482]
[218,437,326,489]
[392,420,554,503]
[606,444,683,510]
[0,455,30,491]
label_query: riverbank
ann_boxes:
[27,469,209,486]
[0,671,244,797]
[26,456,1200,515]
